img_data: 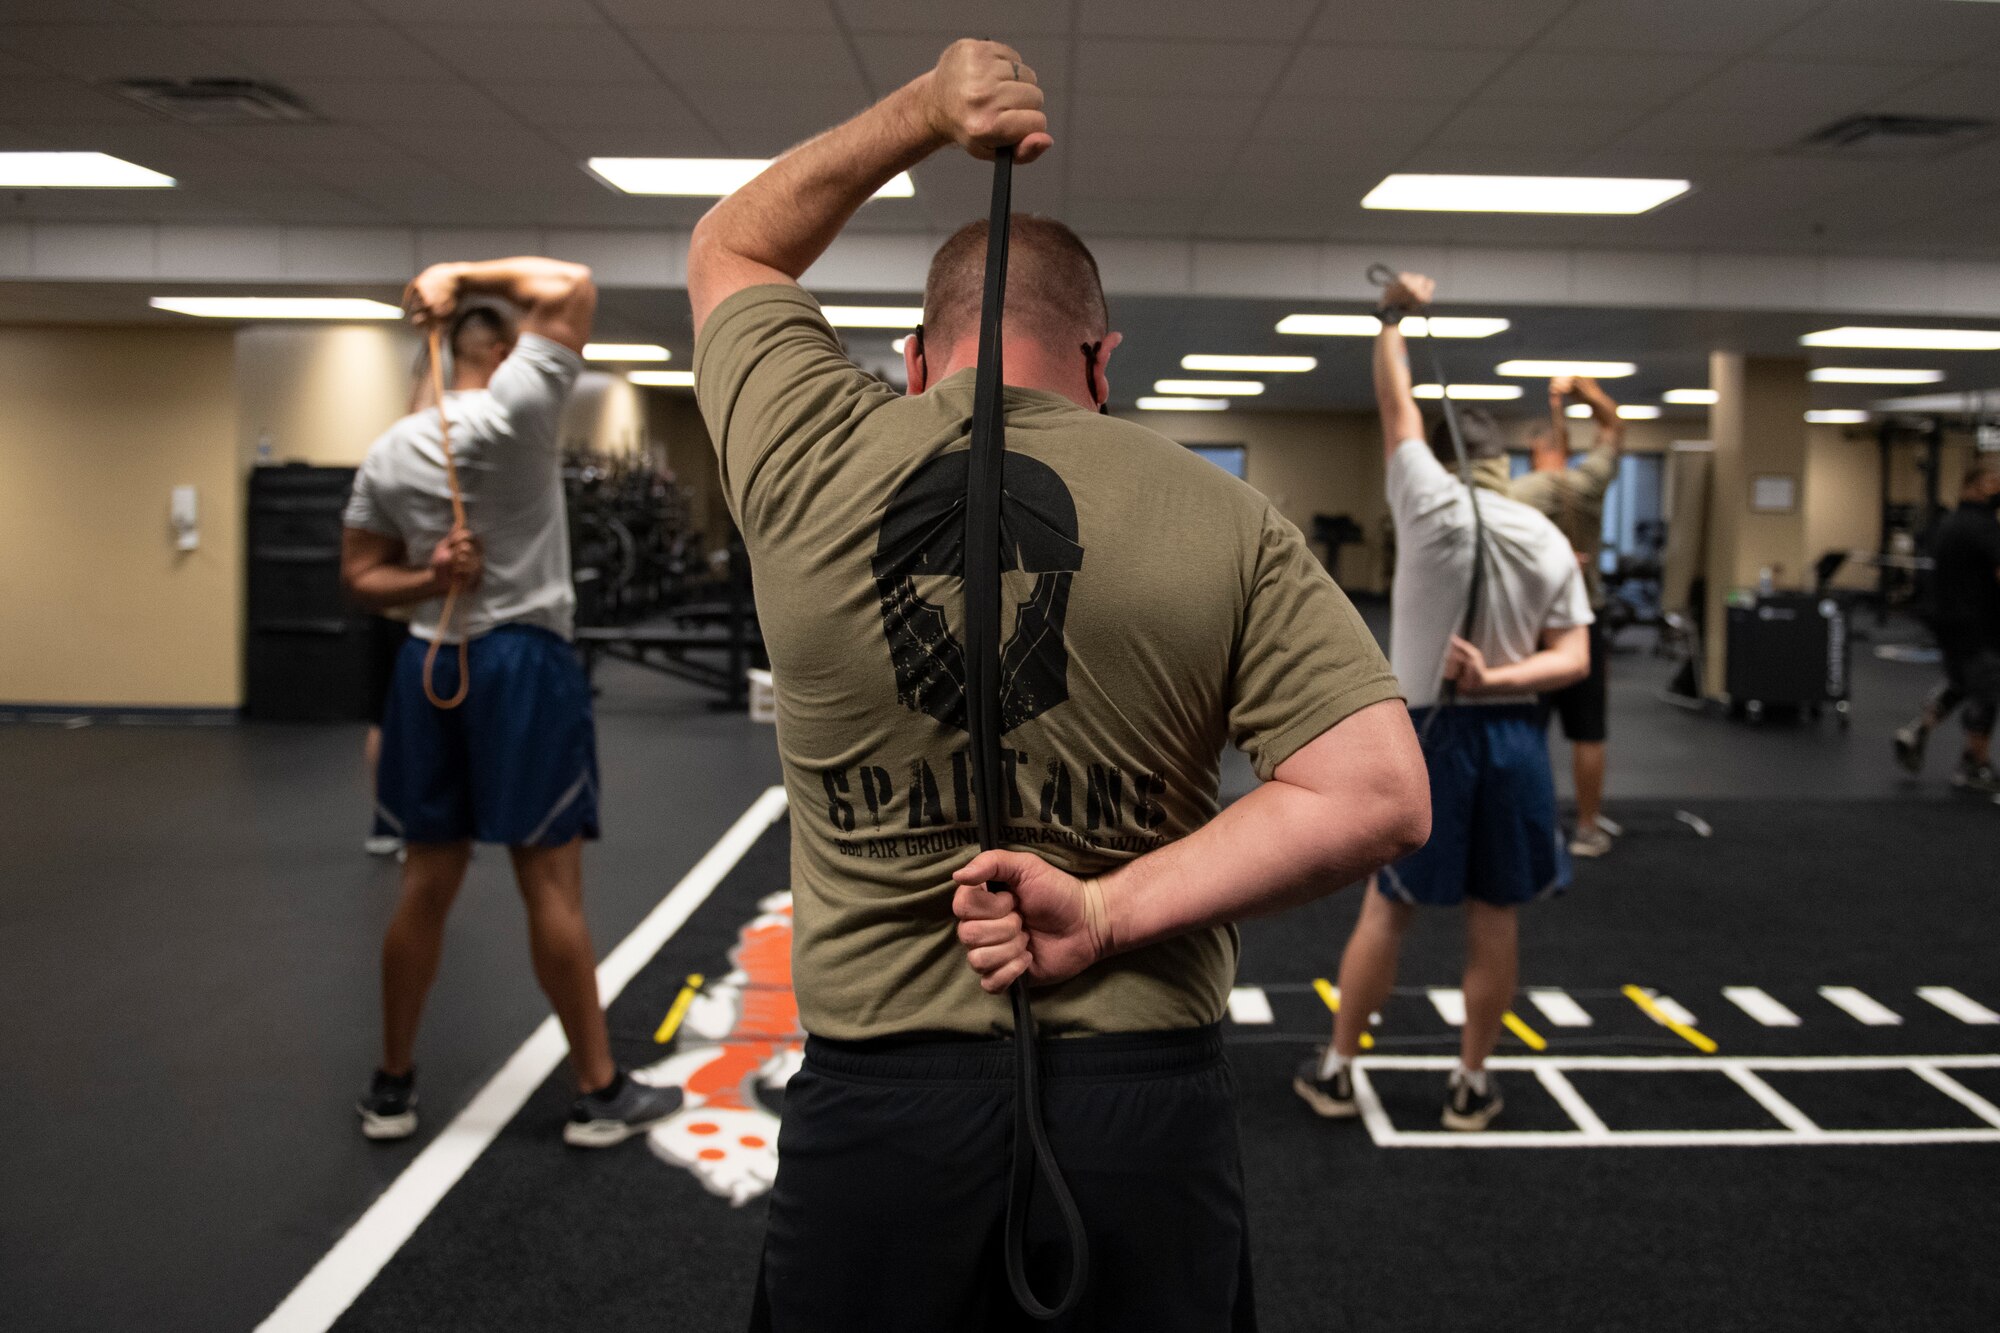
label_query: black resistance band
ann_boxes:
[1367,262,1487,738]
[964,146,1091,1321]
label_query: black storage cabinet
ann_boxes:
[246,464,376,721]
[1724,591,1851,720]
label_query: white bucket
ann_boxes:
[747,667,776,724]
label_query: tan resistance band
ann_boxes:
[421,323,471,710]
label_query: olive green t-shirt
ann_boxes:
[1507,442,1619,608]
[695,285,1401,1041]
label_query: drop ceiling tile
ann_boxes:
[1275,44,1513,102]
[199,24,457,83]
[0,0,148,19]
[1612,104,1843,155]
[1071,93,1263,143]
[368,0,605,21]
[482,81,708,130]
[197,123,412,163]
[835,1,1071,36]
[1430,99,1643,151]
[1394,145,1594,175]
[1245,97,1456,151]
[1306,0,1570,49]
[1534,0,1821,56]
[1075,39,1291,98]
[1067,197,1206,237]
[0,79,157,125]
[1867,63,2000,120]
[288,79,513,125]
[405,24,655,84]
[1479,49,1728,108]
[1081,0,1317,41]
[0,22,254,81]
[219,184,392,224]
[599,0,835,29]
[125,0,378,19]
[622,27,868,95]
[542,123,729,157]
[1675,59,1936,118]
[1764,0,2000,65]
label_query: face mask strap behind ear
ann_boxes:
[1080,341,1106,414]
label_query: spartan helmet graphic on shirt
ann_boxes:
[871,450,1084,734]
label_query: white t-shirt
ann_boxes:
[344,333,583,643]
[1387,439,1592,709]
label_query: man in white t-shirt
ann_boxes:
[1296,271,1590,1132]
[340,255,679,1148]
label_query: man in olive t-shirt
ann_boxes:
[1509,375,1626,858]
[687,38,1428,1333]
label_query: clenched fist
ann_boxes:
[923,39,1052,164]
[950,849,1110,993]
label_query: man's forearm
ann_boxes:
[1093,703,1426,954]
[1374,325,1422,453]
[690,79,942,294]
[1474,641,1588,695]
[450,257,590,309]
[345,563,443,613]
[1576,381,1625,455]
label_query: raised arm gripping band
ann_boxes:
[420,324,471,711]
[1367,262,1487,734]
[965,146,1091,1321]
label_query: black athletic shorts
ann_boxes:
[1543,619,1609,744]
[1942,642,2000,735]
[749,1025,1256,1333]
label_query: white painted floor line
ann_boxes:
[1724,1067,1821,1136]
[1426,987,1466,1026]
[1227,986,1275,1025]
[1915,986,2000,1025]
[1820,986,1903,1026]
[255,786,790,1333]
[1371,1128,2000,1149]
[1349,1066,1398,1146]
[1723,986,1803,1027]
[1911,1065,2000,1129]
[1526,988,1593,1027]
[1534,1066,1609,1137]
[1352,1054,2000,1072]
[1643,990,1700,1027]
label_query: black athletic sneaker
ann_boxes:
[1292,1050,1358,1119]
[563,1072,685,1147]
[1952,760,2000,795]
[357,1068,418,1141]
[1893,723,1929,775]
[1442,1069,1503,1132]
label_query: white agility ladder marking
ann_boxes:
[1344,1055,2000,1149]
[1227,987,1275,1025]
[1915,987,2000,1025]
[1526,988,1593,1027]
[1426,988,1466,1026]
[1820,986,1902,1026]
[1723,987,1803,1027]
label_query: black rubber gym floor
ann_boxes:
[329,796,2000,1333]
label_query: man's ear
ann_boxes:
[903,329,927,396]
[1091,331,1123,408]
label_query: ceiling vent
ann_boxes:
[1792,113,1993,159]
[112,78,317,125]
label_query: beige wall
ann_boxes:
[236,324,418,468]
[0,326,241,707]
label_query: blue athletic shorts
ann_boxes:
[373,624,600,848]
[1379,704,1567,908]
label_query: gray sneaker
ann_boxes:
[1442,1069,1504,1132]
[1953,761,2000,795]
[1293,1050,1358,1119]
[1569,825,1613,858]
[563,1073,684,1148]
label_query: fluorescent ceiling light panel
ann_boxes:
[1362,173,1689,215]
[821,305,924,328]
[0,151,174,188]
[1414,384,1522,400]
[1153,379,1263,396]
[628,370,695,387]
[1497,359,1637,378]
[588,157,914,199]
[1663,388,1718,405]
[1181,354,1317,372]
[1275,314,1509,338]
[583,343,668,362]
[1137,396,1228,412]
[1808,367,1943,384]
[1805,409,1868,424]
[1801,326,2000,351]
[149,296,401,320]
